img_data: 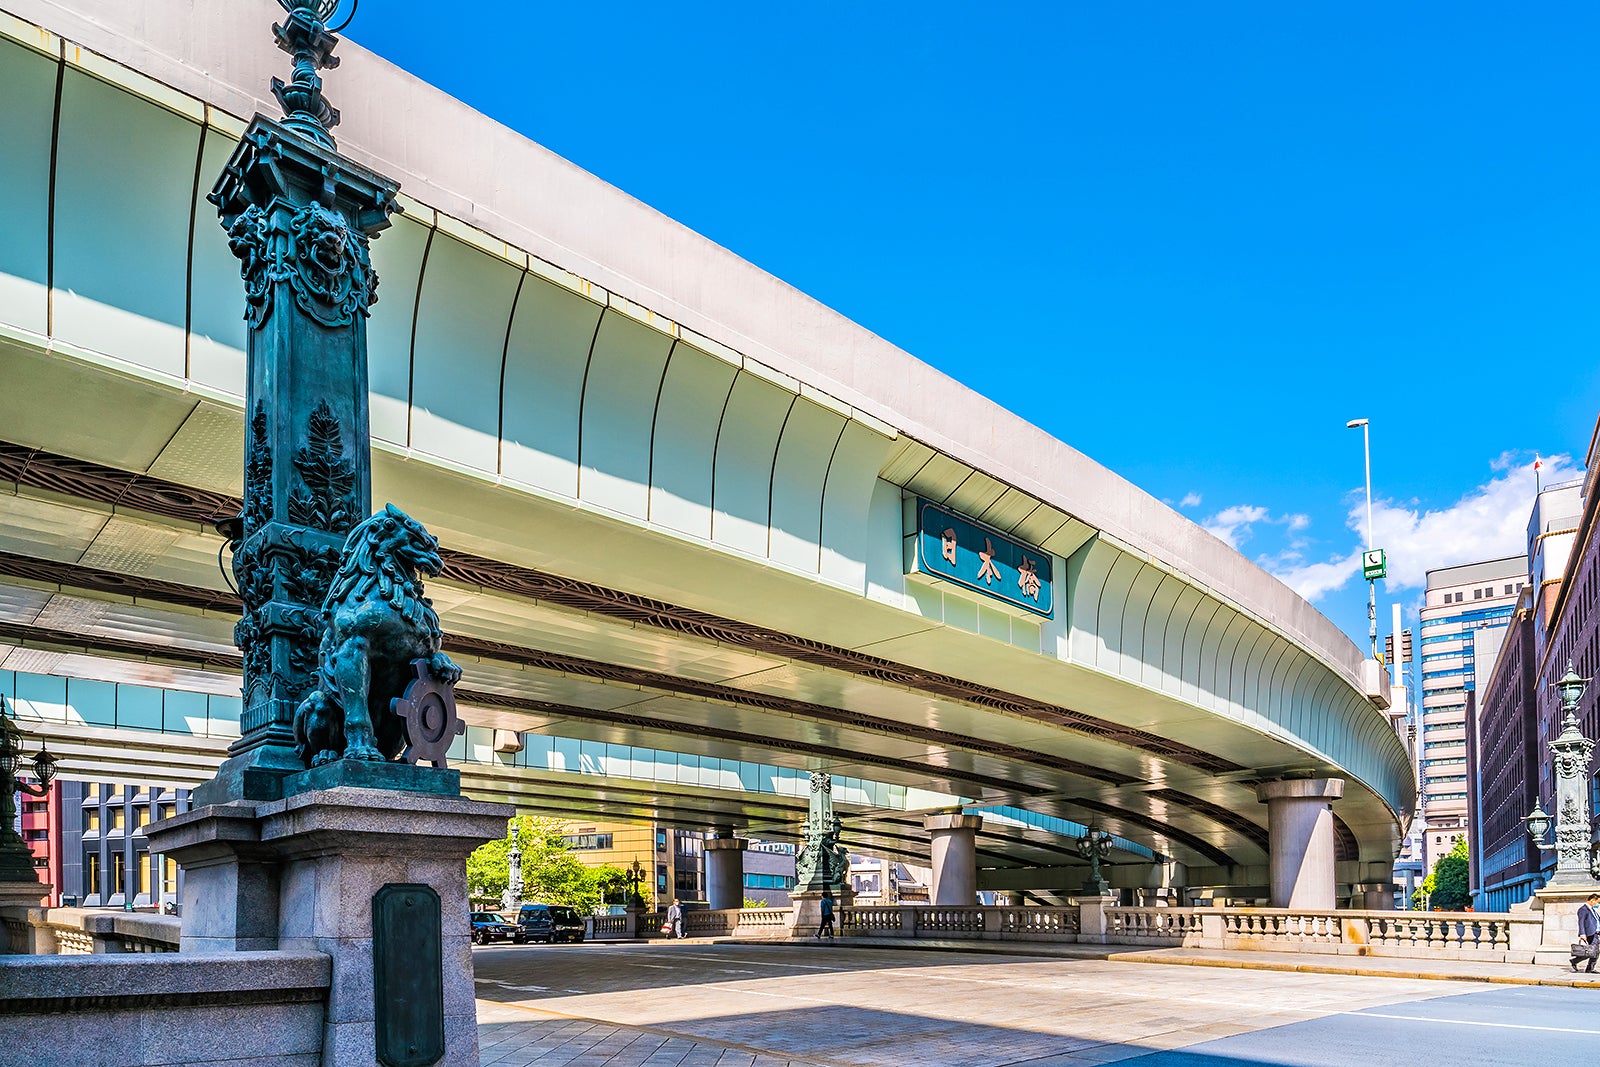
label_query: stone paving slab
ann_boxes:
[470,940,1480,1067]
[477,1000,827,1067]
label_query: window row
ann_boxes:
[562,833,614,851]
[743,874,795,890]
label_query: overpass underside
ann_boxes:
[0,6,1412,899]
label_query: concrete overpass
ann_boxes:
[0,0,1411,901]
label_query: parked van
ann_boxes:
[516,903,586,944]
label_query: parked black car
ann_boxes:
[470,911,525,945]
[516,903,586,944]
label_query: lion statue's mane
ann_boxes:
[293,503,462,766]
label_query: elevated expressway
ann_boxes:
[0,1,1412,899]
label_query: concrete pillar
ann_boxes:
[704,835,748,911]
[924,813,983,905]
[1255,778,1344,909]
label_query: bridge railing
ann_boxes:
[1211,908,1538,959]
[0,906,181,955]
[585,907,797,941]
[831,903,1542,962]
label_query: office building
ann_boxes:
[1418,556,1526,876]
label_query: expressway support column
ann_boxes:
[924,813,984,906]
[1255,778,1345,909]
[704,831,748,911]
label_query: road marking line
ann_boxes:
[1359,1012,1600,1035]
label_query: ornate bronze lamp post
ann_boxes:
[1525,665,1598,886]
[1077,825,1114,896]
[625,858,648,908]
[0,695,59,885]
[501,821,524,913]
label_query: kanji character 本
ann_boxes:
[1018,555,1041,601]
[941,528,958,567]
[977,538,1001,585]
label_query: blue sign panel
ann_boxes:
[914,500,1054,617]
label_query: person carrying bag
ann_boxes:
[1571,892,1600,973]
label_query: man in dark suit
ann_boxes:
[1572,892,1600,973]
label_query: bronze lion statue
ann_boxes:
[293,504,463,765]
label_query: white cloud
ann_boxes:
[1202,505,1310,550]
[1256,451,1579,602]
[1368,451,1578,590]
[1274,553,1361,601]
[1178,491,1203,509]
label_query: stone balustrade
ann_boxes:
[0,905,182,955]
[1106,906,1203,944]
[4,900,1551,963]
[1203,908,1539,961]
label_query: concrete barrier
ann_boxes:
[0,950,330,1066]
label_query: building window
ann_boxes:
[561,833,613,850]
[655,831,667,852]
[21,800,47,814]
[112,852,126,895]
[109,808,124,830]
[656,864,668,892]
[743,874,795,890]
[159,803,176,822]
[84,809,99,833]
[85,852,100,895]
[23,829,48,842]
[162,856,178,896]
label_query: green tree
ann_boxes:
[467,816,608,913]
[1412,837,1470,911]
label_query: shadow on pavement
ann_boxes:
[470,940,1088,998]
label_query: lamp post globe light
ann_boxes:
[1524,664,1598,885]
[626,858,648,908]
[1076,825,1115,897]
[0,694,59,886]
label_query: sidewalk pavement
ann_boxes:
[765,935,1600,988]
[477,1000,825,1067]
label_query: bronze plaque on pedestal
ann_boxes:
[373,883,444,1066]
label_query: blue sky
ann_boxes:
[349,3,1600,655]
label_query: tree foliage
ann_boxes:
[466,815,629,914]
[1412,836,1470,911]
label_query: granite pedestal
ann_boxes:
[791,888,852,938]
[1529,884,1600,966]
[148,769,511,1067]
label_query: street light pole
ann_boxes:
[1347,418,1378,659]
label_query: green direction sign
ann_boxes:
[914,500,1054,617]
[1362,548,1387,581]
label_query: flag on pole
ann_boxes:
[1535,453,1542,494]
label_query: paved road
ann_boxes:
[472,941,1595,1066]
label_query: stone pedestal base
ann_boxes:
[1073,894,1121,944]
[1529,885,1600,966]
[791,888,851,938]
[0,880,51,908]
[148,778,511,1067]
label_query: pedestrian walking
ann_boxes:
[1572,892,1600,973]
[816,892,835,939]
[666,898,683,940]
